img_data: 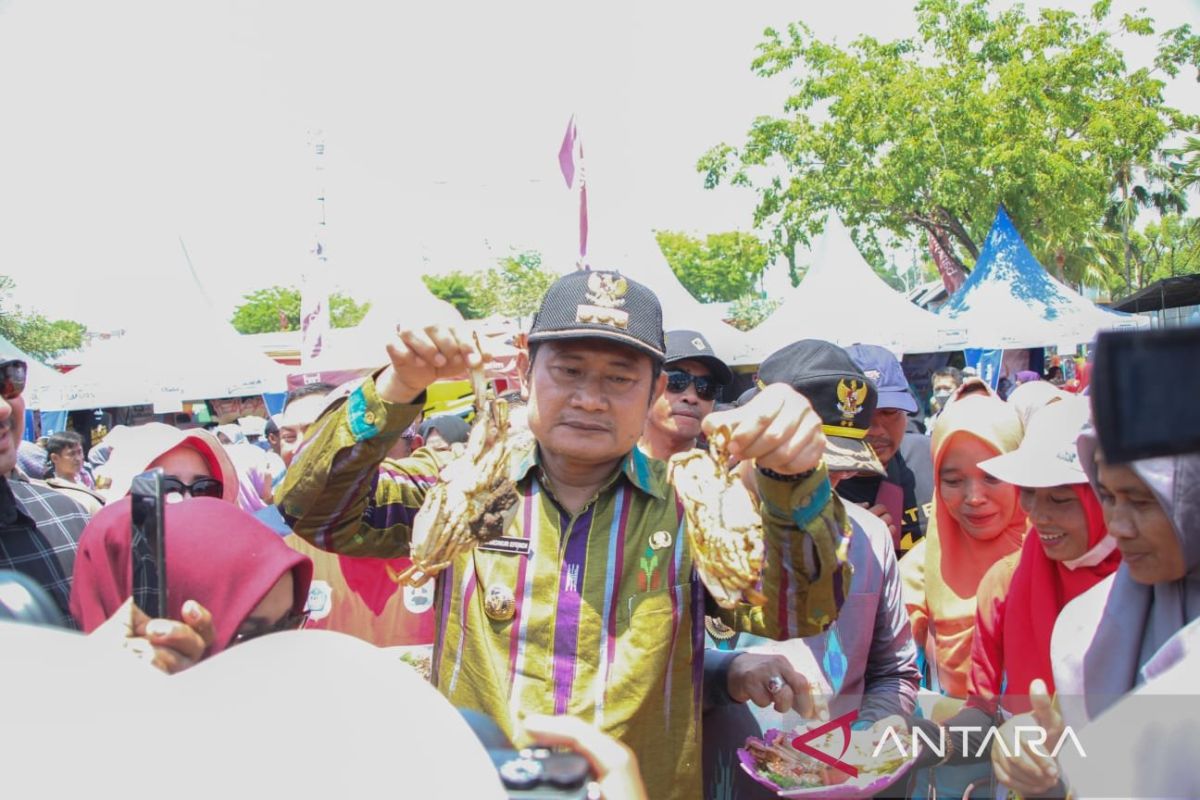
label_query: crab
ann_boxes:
[668,426,767,609]
[396,333,522,587]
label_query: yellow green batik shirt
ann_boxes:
[278,378,850,800]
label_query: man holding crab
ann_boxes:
[278,270,850,800]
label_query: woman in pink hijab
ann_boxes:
[70,497,312,657]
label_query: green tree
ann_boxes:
[474,251,559,320]
[0,276,86,360]
[422,251,558,321]
[230,286,371,334]
[654,230,771,302]
[1138,214,1200,286]
[725,294,782,331]
[700,0,1199,291]
[422,272,486,319]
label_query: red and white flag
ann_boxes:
[559,115,589,270]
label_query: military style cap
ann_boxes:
[527,270,665,361]
[664,329,734,385]
[758,339,885,476]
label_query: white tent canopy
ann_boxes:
[744,215,969,363]
[295,281,464,374]
[579,228,751,366]
[51,324,290,412]
[938,208,1148,349]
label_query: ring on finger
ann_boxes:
[766,675,785,695]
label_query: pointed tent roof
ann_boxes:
[52,321,291,412]
[580,228,751,366]
[744,215,969,363]
[295,278,464,373]
[938,207,1148,348]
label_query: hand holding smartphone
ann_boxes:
[130,468,167,621]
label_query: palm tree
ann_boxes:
[1105,157,1190,293]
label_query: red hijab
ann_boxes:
[70,497,313,655]
[1000,484,1120,711]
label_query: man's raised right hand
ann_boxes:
[378,324,489,404]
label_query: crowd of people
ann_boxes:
[1,268,1196,799]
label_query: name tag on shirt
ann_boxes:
[478,537,532,556]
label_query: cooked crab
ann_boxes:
[396,334,521,587]
[668,425,766,609]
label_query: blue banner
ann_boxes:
[963,348,1004,390]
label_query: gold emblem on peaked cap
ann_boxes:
[585,272,628,309]
[835,378,869,425]
[576,272,631,328]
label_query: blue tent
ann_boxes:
[939,207,1146,348]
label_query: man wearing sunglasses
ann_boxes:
[638,329,733,462]
[0,351,89,627]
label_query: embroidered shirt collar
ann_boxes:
[510,441,666,500]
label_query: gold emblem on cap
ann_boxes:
[483,584,516,621]
[585,272,628,308]
[835,379,869,425]
[649,530,673,550]
[576,273,630,329]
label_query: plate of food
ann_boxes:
[738,723,913,798]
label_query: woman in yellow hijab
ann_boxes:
[900,388,1026,705]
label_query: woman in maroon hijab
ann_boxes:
[70,497,313,657]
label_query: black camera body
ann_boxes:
[489,748,593,799]
[1091,327,1200,462]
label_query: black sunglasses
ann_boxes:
[161,476,224,499]
[665,369,721,401]
[1,359,28,401]
[232,610,309,646]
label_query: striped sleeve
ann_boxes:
[713,463,851,640]
[276,377,436,557]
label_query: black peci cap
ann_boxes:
[527,270,665,361]
[758,339,885,476]
[664,329,734,385]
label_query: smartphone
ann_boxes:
[1091,327,1200,463]
[130,468,167,620]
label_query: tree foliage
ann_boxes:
[0,275,87,360]
[230,286,371,334]
[700,0,1200,295]
[725,294,782,332]
[654,230,773,302]
[422,272,485,319]
[421,251,558,321]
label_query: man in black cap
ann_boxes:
[278,269,851,800]
[638,329,733,461]
[840,344,934,554]
[703,340,919,800]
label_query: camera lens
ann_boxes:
[498,756,543,790]
[542,753,591,789]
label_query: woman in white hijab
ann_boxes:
[991,435,1200,796]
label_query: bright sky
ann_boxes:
[1,0,1196,331]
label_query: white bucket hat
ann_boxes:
[979,395,1092,487]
